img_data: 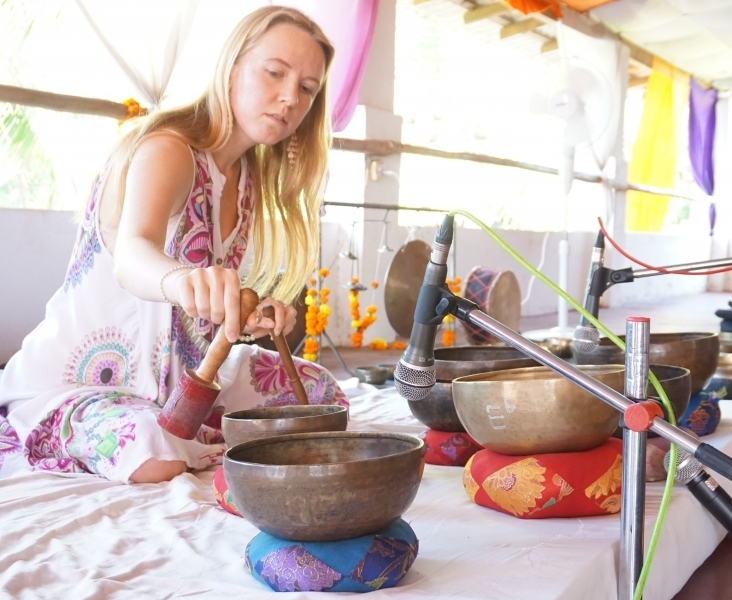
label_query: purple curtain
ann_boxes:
[689,78,717,196]
[275,0,379,132]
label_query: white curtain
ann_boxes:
[74,0,201,109]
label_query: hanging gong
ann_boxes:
[384,239,432,339]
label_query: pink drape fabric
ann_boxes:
[276,0,380,132]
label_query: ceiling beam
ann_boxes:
[500,17,543,39]
[463,2,509,24]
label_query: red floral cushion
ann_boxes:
[463,438,623,518]
[212,465,242,517]
[419,429,483,467]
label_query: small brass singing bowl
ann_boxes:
[408,346,539,432]
[452,365,625,455]
[221,405,348,447]
[224,432,426,542]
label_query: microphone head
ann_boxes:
[571,325,601,354]
[664,448,703,484]
[394,360,436,401]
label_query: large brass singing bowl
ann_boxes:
[452,365,625,455]
[408,346,539,432]
[573,332,719,395]
[221,405,347,446]
[224,432,426,542]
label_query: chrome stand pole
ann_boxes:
[619,317,650,600]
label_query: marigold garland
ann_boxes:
[303,268,330,361]
[441,276,462,347]
[118,98,147,126]
[349,277,377,348]
[368,338,408,351]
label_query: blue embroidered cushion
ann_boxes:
[245,518,418,593]
[679,388,723,437]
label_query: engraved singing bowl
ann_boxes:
[452,365,625,455]
[572,332,719,396]
[221,405,348,447]
[407,346,539,432]
[224,432,425,542]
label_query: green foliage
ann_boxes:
[0,1,58,209]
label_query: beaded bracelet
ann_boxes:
[160,264,193,305]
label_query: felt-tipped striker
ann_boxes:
[158,288,260,439]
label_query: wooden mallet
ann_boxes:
[261,304,309,405]
[158,288,260,439]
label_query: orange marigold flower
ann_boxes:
[369,338,389,350]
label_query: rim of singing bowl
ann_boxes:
[452,363,625,384]
[223,405,347,423]
[225,431,424,466]
[592,332,719,348]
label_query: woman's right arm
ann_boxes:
[111,134,245,342]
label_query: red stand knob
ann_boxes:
[624,400,664,432]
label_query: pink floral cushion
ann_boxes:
[212,465,242,517]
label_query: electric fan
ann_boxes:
[522,51,615,343]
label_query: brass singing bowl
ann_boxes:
[224,432,425,542]
[719,332,732,355]
[572,332,719,396]
[452,365,625,455]
[221,405,348,447]
[408,346,539,432]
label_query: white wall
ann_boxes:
[0,208,77,364]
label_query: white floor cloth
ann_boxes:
[1,377,731,600]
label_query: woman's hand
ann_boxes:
[244,297,297,340]
[173,266,244,343]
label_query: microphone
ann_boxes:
[571,231,605,354]
[394,214,455,401]
[664,447,732,534]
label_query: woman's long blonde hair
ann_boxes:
[106,6,334,304]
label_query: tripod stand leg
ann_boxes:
[322,331,354,377]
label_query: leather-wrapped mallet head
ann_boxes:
[158,288,260,439]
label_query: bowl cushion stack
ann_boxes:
[419,429,482,466]
[463,438,623,519]
[245,519,419,592]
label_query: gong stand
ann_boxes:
[434,290,732,600]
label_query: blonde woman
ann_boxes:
[0,6,348,484]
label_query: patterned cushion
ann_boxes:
[245,519,419,593]
[212,465,242,517]
[679,387,724,437]
[419,429,482,466]
[463,438,623,519]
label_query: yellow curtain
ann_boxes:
[626,58,689,232]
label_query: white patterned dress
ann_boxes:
[0,148,347,482]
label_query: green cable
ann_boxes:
[448,209,678,600]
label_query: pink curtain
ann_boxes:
[275,0,380,132]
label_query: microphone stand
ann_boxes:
[434,291,732,600]
[592,257,732,293]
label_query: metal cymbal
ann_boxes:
[384,240,432,339]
